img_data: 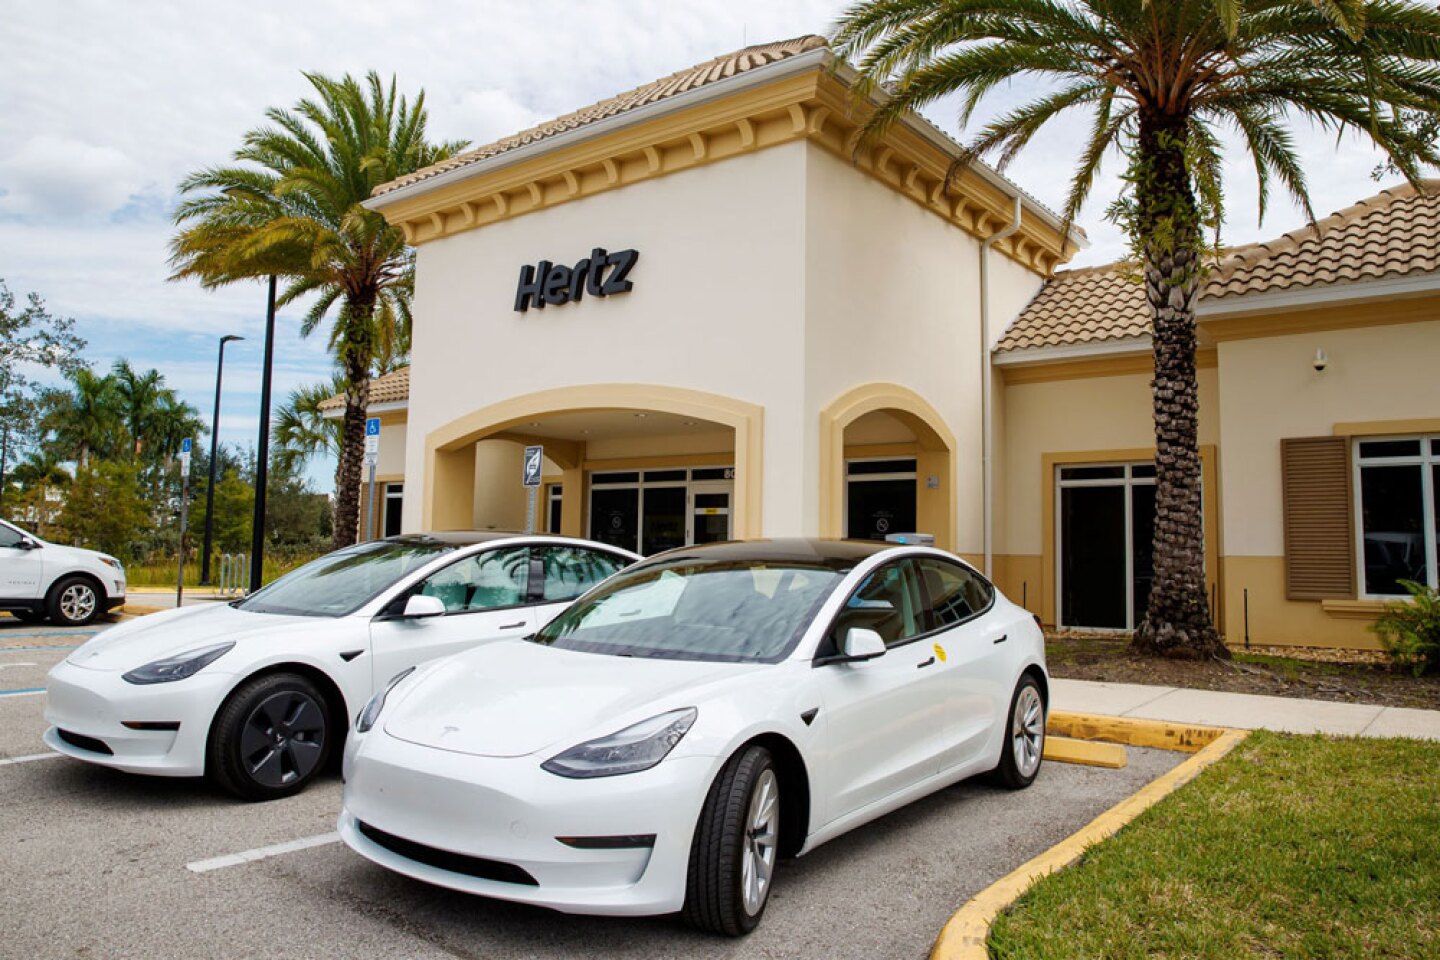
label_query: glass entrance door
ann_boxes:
[690,481,732,544]
[845,458,918,541]
[1057,463,1160,630]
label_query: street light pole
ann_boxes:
[248,275,278,593]
[200,334,243,585]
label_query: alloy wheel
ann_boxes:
[238,691,326,788]
[1012,684,1045,778]
[59,583,96,623]
[741,768,779,916]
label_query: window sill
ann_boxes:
[1320,598,1394,620]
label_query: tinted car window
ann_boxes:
[539,546,627,602]
[917,558,994,628]
[0,524,25,548]
[830,560,925,648]
[418,547,530,613]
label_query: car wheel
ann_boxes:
[207,673,331,802]
[992,674,1046,790]
[47,576,101,626]
[683,744,779,937]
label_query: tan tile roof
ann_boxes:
[374,36,829,198]
[318,366,409,412]
[997,181,1440,353]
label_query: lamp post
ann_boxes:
[199,334,243,585]
[249,275,278,593]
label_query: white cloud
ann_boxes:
[0,136,148,219]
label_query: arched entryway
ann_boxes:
[819,383,956,550]
[421,384,764,550]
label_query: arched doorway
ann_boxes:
[819,383,956,550]
[421,384,764,550]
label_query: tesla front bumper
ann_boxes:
[339,730,716,916]
[43,658,230,776]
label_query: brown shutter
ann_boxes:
[1280,437,1355,600]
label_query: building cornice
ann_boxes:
[1199,270,1440,319]
[364,55,1081,276]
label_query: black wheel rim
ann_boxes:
[239,691,326,788]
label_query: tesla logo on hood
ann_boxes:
[440,725,460,737]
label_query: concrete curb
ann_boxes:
[929,714,1250,960]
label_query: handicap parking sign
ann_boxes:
[365,418,381,437]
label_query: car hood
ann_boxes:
[383,639,763,759]
[66,602,322,672]
[38,541,115,570]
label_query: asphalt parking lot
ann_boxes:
[2,616,1184,960]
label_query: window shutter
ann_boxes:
[1280,437,1355,600]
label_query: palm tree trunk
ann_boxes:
[1130,112,1228,660]
[331,300,375,549]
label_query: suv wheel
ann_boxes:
[47,576,101,626]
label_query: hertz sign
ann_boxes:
[514,247,639,313]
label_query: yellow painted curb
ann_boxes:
[1043,736,1127,769]
[119,604,165,617]
[1048,711,1227,754]
[930,719,1250,960]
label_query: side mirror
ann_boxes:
[842,628,887,662]
[401,594,446,619]
[17,538,40,551]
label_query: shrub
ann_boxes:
[1371,580,1440,676]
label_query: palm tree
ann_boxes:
[54,368,121,468]
[110,360,165,460]
[169,71,467,548]
[272,375,344,476]
[832,0,1440,659]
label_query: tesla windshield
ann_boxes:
[237,539,454,617]
[532,559,846,663]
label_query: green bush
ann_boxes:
[1371,579,1440,676]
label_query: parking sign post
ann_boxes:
[522,445,543,533]
[364,418,381,541]
[177,438,193,607]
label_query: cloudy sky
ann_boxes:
[1,0,1406,488]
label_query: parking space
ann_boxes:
[1,625,1184,960]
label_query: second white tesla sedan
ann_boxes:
[44,533,638,800]
[339,539,1048,936]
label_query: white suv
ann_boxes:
[0,520,127,626]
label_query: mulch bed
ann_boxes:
[1046,633,1440,710]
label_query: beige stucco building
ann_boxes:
[330,36,1440,651]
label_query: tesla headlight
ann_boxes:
[541,707,697,779]
[356,667,415,733]
[122,642,235,685]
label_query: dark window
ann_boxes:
[830,560,925,649]
[1059,465,1126,481]
[538,547,627,603]
[1359,464,1430,595]
[691,467,733,481]
[383,484,403,537]
[1130,464,1156,479]
[847,458,917,476]
[643,470,687,483]
[641,487,686,555]
[417,547,530,613]
[547,487,563,535]
[917,558,993,628]
[846,478,917,541]
[1359,439,1422,459]
[589,488,639,552]
[1060,485,1128,629]
[0,524,24,549]
[591,472,640,485]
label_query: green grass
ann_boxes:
[125,554,317,589]
[989,733,1440,959]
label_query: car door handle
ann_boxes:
[499,621,527,630]
[916,656,936,668]
[992,634,1008,645]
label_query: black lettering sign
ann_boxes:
[514,248,639,313]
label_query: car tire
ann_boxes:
[991,674,1046,790]
[207,673,332,802]
[683,744,779,937]
[46,576,102,626]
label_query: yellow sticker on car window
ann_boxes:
[934,644,947,663]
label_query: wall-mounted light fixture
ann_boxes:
[1313,348,1329,373]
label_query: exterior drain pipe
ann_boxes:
[980,195,1023,578]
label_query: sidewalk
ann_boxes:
[1053,677,1440,740]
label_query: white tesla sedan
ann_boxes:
[339,538,1047,936]
[43,533,638,800]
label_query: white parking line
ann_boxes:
[0,752,62,766]
[0,662,37,671]
[186,831,341,874]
